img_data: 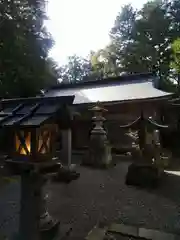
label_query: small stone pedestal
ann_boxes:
[125,163,161,188]
[52,164,80,183]
[39,177,59,235]
[83,103,112,168]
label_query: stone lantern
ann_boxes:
[90,104,107,136]
[0,96,75,240]
[83,102,112,168]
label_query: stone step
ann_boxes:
[108,223,179,240]
[105,233,147,239]
[85,226,107,240]
[108,223,138,237]
[86,223,180,240]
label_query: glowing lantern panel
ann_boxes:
[15,131,31,155]
[38,128,51,155]
[14,124,55,161]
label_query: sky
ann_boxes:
[46,0,148,65]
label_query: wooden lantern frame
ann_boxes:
[0,95,75,164]
[13,124,57,162]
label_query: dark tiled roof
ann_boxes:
[0,96,74,127]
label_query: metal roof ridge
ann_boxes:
[46,72,156,92]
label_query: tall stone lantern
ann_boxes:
[90,104,107,136]
[84,102,112,167]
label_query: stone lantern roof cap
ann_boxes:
[89,102,108,112]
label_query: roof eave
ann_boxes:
[72,94,173,108]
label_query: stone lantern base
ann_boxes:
[125,163,162,188]
[83,137,113,168]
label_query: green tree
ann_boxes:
[58,55,93,83]
[0,0,57,98]
[170,38,180,90]
[108,1,173,75]
[93,0,180,80]
[94,4,137,76]
[90,46,121,77]
[110,4,136,43]
[56,0,180,92]
[171,39,180,74]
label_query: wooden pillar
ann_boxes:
[61,129,72,167]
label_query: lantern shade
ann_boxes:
[15,130,31,155]
[13,124,56,161]
[38,127,51,154]
[0,96,75,163]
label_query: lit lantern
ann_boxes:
[14,124,57,161]
[0,96,74,163]
[0,96,75,240]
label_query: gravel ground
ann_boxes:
[0,180,20,239]
[1,158,180,239]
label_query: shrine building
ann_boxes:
[44,72,173,152]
